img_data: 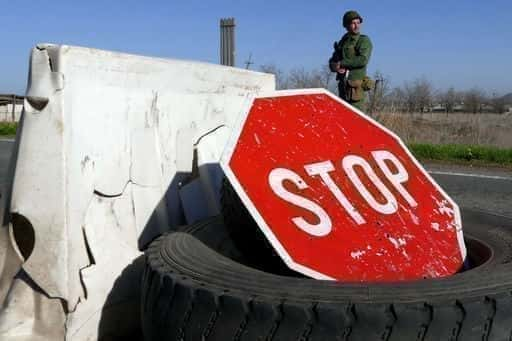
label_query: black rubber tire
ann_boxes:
[176,216,247,264]
[142,211,512,340]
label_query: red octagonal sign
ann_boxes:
[221,89,466,282]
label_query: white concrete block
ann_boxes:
[0,43,275,340]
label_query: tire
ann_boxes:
[142,210,512,340]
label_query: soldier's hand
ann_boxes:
[331,62,345,74]
[329,61,340,72]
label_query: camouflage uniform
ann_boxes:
[329,11,373,110]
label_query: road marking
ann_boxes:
[0,139,14,143]
[428,170,512,181]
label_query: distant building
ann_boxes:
[0,94,23,122]
[430,103,464,112]
[431,104,446,112]
[453,104,465,112]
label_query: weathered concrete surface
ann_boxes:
[0,44,274,340]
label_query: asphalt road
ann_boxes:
[0,140,14,188]
[427,164,512,218]
[0,140,510,217]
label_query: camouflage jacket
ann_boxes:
[329,33,372,81]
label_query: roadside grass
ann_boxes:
[0,122,17,137]
[409,143,512,168]
[375,112,512,148]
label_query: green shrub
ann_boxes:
[409,143,512,166]
[0,122,17,136]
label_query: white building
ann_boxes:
[0,95,23,122]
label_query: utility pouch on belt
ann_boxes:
[362,76,375,92]
[346,79,363,101]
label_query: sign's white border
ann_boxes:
[220,88,466,281]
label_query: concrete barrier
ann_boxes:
[0,44,274,340]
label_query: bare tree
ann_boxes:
[491,94,506,114]
[286,67,323,89]
[259,64,288,90]
[439,87,460,113]
[403,82,415,112]
[463,88,486,113]
[319,64,338,94]
[404,77,433,113]
[384,86,407,113]
[367,71,390,114]
[260,62,340,93]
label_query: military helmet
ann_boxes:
[343,10,363,28]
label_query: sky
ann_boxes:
[1,0,511,95]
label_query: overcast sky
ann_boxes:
[1,0,511,95]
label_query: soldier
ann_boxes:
[329,10,373,110]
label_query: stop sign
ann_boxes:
[221,89,466,282]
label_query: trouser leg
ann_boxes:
[337,82,348,101]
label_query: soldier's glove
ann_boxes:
[329,61,341,72]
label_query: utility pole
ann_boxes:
[244,53,254,70]
[369,75,385,115]
[12,95,15,122]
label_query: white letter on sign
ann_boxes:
[304,161,366,225]
[268,168,332,237]
[342,155,398,215]
[372,150,418,208]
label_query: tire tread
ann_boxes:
[141,214,512,341]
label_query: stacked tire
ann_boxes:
[141,181,512,340]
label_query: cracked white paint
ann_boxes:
[431,222,440,231]
[350,250,365,260]
[436,199,454,217]
[68,189,141,340]
[0,44,275,340]
[388,237,407,249]
[196,126,231,217]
